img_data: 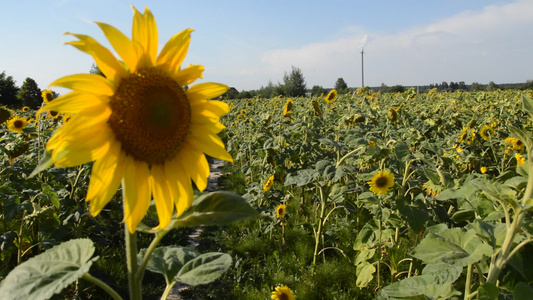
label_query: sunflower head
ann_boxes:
[325,89,337,104]
[36,6,232,233]
[276,204,286,219]
[388,107,398,122]
[241,109,247,115]
[7,116,27,133]
[271,285,296,300]
[515,153,526,167]
[480,124,495,140]
[311,100,322,117]
[283,98,293,117]
[41,89,54,103]
[22,106,30,112]
[263,175,275,192]
[368,170,394,195]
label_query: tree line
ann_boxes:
[0,71,44,109]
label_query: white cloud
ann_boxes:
[258,0,533,88]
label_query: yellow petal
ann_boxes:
[52,126,113,167]
[187,128,233,163]
[173,64,204,86]
[190,115,226,133]
[177,146,209,191]
[36,92,106,115]
[96,22,139,72]
[65,33,127,84]
[190,100,229,118]
[49,74,115,96]
[187,83,229,102]
[156,29,193,74]
[131,6,158,67]
[86,141,125,216]
[165,156,193,217]
[151,164,174,229]
[123,156,151,233]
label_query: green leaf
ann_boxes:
[411,228,492,267]
[394,141,411,162]
[165,192,258,230]
[176,252,232,286]
[284,169,319,186]
[522,94,533,116]
[514,282,533,300]
[421,263,462,284]
[354,248,375,266]
[396,197,429,234]
[41,184,60,209]
[355,261,375,288]
[477,283,499,300]
[138,246,199,283]
[378,275,461,300]
[29,150,54,178]
[0,239,98,300]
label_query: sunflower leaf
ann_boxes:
[29,150,54,178]
[0,239,98,300]
[137,246,199,283]
[176,252,232,286]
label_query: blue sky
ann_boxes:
[1,0,532,92]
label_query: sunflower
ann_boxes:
[271,285,296,300]
[7,116,27,133]
[276,204,286,219]
[240,109,247,115]
[283,98,293,117]
[515,153,526,167]
[37,6,232,233]
[479,124,495,140]
[324,89,337,104]
[41,89,54,104]
[480,166,487,174]
[263,175,275,192]
[505,137,525,153]
[368,170,394,195]
[311,100,322,117]
[22,106,30,112]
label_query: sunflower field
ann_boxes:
[2,88,533,299]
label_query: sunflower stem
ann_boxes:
[82,273,123,300]
[123,185,142,300]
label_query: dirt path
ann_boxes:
[166,159,227,300]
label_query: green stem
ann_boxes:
[336,146,363,168]
[123,186,142,300]
[82,273,123,300]
[160,281,177,300]
[312,186,327,268]
[136,231,166,283]
[464,264,472,299]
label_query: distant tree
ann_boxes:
[487,81,499,91]
[90,63,104,77]
[334,78,348,94]
[0,71,19,107]
[17,77,41,109]
[522,80,533,90]
[283,66,306,97]
[449,81,458,91]
[441,81,449,91]
[379,83,389,93]
[238,90,253,99]
[310,85,326,96]
[387,85,405,93]
[222,87,239,99]
[471,82,483,91]
[458,81,467,90]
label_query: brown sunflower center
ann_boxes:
[14,120,24,128]
[108,68,191,165]
[375,176,389,188]
[279,292,289,300]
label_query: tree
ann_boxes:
[0,71,20,107]
[387,85,405,93]
[334,78,348,94]
[310,85,326,97]
[283,66,306,97]
[470,82,483,91]
[17,77,42,109]
[379,83,389,93]
[487,81,499,91]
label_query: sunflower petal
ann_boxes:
[151,164,174,229]
[86,141,125,216]
[191,100,229,118]
[36,92,106,115]
[65,33,127,83]
[123,156,152,233]
[49,74,115,96]
[131,6,158,67]
[96,22,138,72]
[173,64,204,86]
[165,156,194,217]
[51,126,113,167]
[156,29,193,74]
[187,83,229,102]
[187,128,233,163]
[178,146,209,191]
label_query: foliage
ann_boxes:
[335,77,349,94]
[283,66,307,97]
[17,77,41,109]
[0,71,20,107]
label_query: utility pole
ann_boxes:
[361,48,365,87]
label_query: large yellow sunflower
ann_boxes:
[324,89,337,104]
[37,6,232,233]
[271,285,296,300]
[7,116,28,133]
[368,170,395,195]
